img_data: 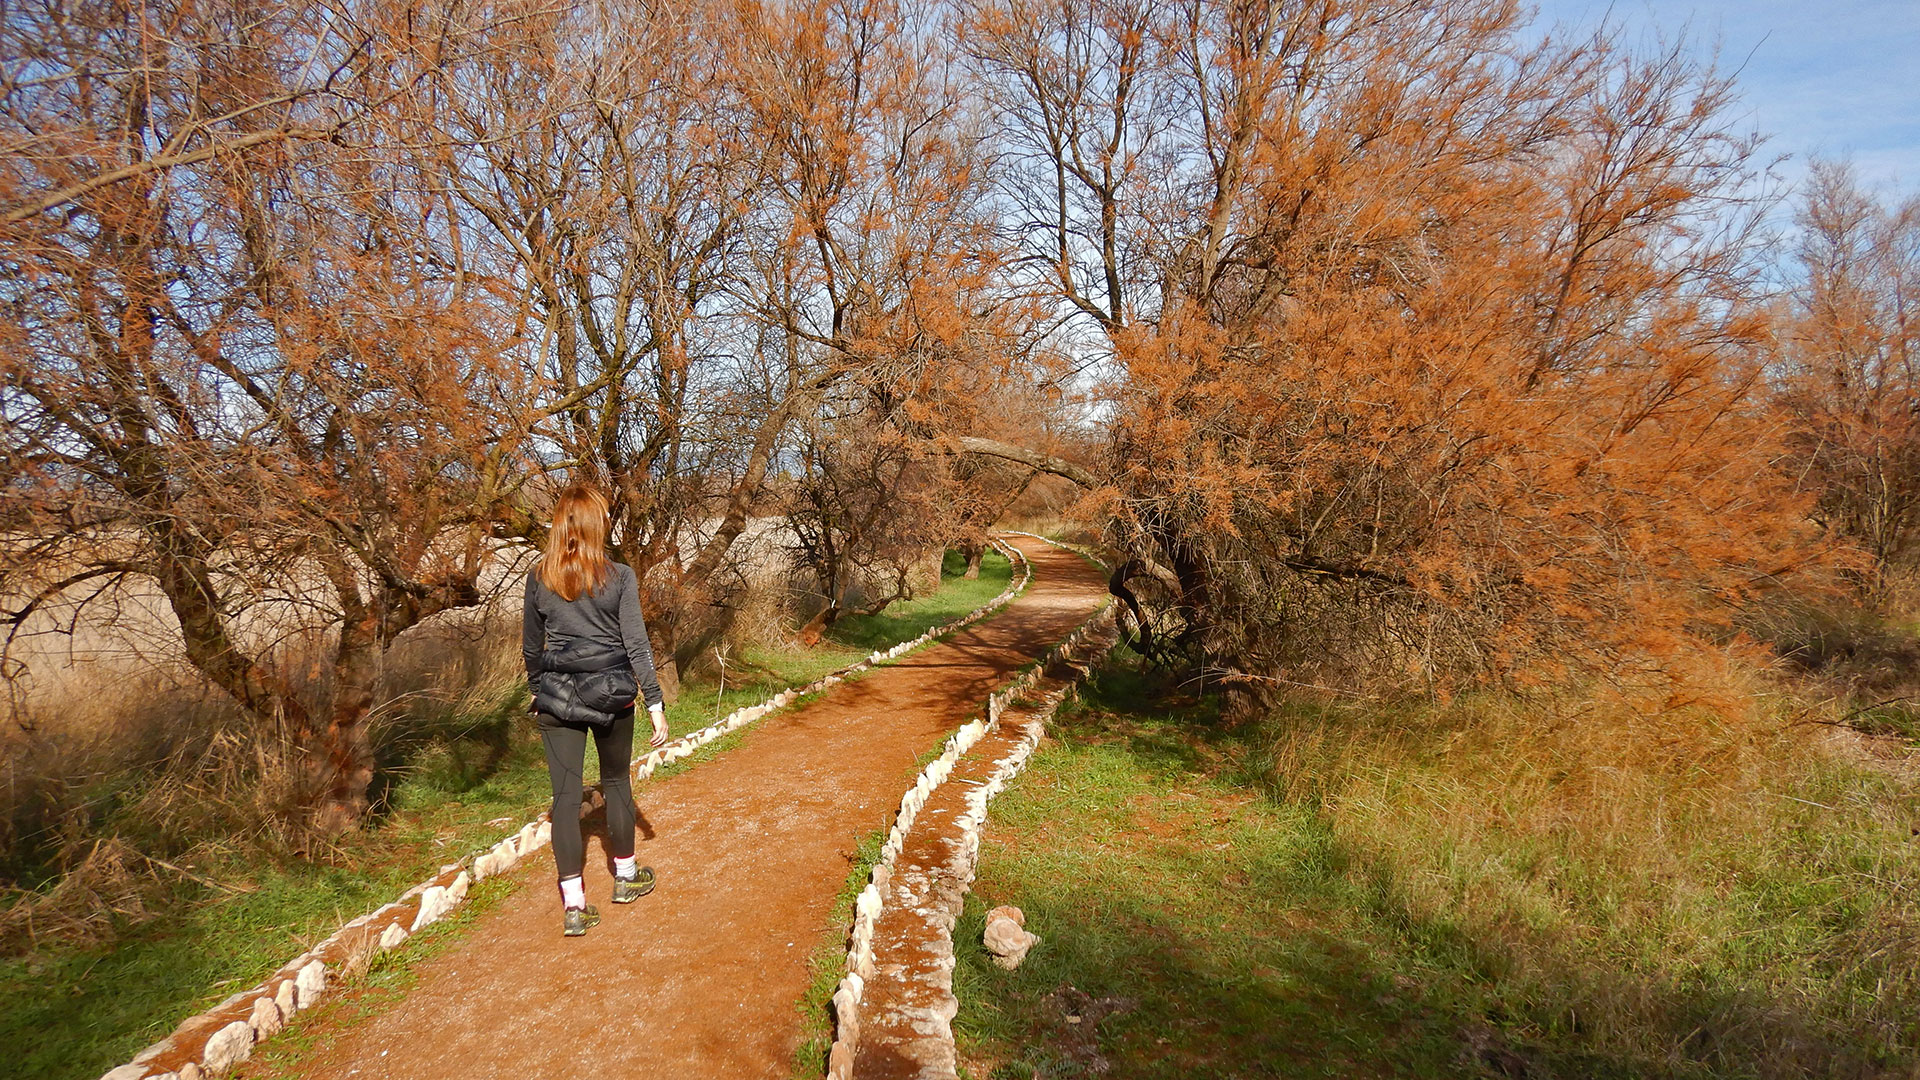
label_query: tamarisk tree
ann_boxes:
[0,0,536,831]
[961,0,1822,698]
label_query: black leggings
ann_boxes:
[538,709,636,880]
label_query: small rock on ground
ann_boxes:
[247,996,282,1039]
[983,913,1039,969]
[200,1020,254,1073]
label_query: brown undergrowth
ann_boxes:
[0,609,527,954]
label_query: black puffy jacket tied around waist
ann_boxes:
[522,561,665,726]
[531,640,639,727]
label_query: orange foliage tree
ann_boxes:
[960,0,1825,698]
[0,0,537,830]
[3,0,1863,844]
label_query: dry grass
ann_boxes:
[1256,679,1920,1075]
[0,597,529,954]
[0,669,294,950]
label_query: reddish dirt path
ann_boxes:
[259,536,1106,1080]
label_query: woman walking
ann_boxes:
[523,484,671,936]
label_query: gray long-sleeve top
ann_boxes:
[522,561,665,709]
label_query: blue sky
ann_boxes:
[1530,0,1920,200]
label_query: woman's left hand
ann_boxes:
[648,703,669,747]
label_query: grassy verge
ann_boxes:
[952,662,1920,1080]
[0,549,1012,1080]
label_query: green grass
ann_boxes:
[951,663,1920,1080]
[822,549,1016,656]
[0,549,1014,1080]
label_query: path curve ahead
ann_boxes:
[262,536,1107,1080]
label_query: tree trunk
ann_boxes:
[961,538,985,579]
[796,602,840,646]
[655,652,683,704]
[309,613,381,835]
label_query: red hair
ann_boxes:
[537,485,613,601]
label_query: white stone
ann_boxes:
[411,886,449,931]
[984,915,1040,969]
[247,995,282,1039]
[471,852,496,880]
[379,923,409,949]
[200,1019,253,1073]
[533,820,551,846]
[832,985,860,1033]
[274,978,296,1015]
[516,822,539,852]
[98,1065,148,1080]
[293,960,326,1008]
[447,870,469,904]
[827,1040,855,1080]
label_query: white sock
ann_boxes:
[614,856,636,879]
[559,875,585,909]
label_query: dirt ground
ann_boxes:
[246,536,1107,1080]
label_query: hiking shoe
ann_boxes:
[563,904,601,937]
[612,866,656,904]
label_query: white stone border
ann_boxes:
[94,543,1035,1080]
[826,534,1113,1079]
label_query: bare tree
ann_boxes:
[1,0,537,831]
[1775,162,1920,593]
